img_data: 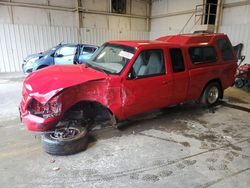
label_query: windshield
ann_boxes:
[87,43,135,74]
[43,45,59,54]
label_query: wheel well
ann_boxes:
[62,101,116,124]
[201,79,223,99]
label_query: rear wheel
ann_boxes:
[201,82,221,106]
[41,126,88,155]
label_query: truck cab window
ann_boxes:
[132,49,165,77]
[170,48,185,72]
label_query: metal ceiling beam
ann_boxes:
[0,1,149,19]
[150,9,195,19]
[77,8,148,19]
[224,0,250,8]
[0,1,76,12]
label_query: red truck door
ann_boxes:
[121,48,173,117]
[168,48,189,103]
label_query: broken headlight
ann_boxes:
[28,95,62,119]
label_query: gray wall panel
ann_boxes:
[0,24,149,72]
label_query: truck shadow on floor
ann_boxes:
[90,102,207,142]
[89,99,250,144]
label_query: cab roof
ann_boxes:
[108,33,227,48]
[157,33,227,45]
[108,40,168,48]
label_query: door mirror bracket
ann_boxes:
[127,69,137,80]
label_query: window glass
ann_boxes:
[82,46,97,54]
[56,46,76,56]
[217,39,234,60]
[203,47,216,61]
[132,49,165,77]
[89,43,135,74]
[170,48,185,72]
[44,46,57,54]
[189,46,217,64]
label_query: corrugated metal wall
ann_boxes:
[219,24,250,63]
[0,24,149,72]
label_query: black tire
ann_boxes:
[41,126,88,155]
[235,78,244,88]
[201,82,221,106]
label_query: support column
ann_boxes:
[214,0,224,32]
[76,0,83,42]
[9,0,14,24]
[146,0,151,32]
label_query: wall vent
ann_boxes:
[111,0,126,14]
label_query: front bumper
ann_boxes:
[22,63,33,74]
[19,102,60,131]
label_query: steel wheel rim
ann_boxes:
[50,127,80,140]
[207,86,219,104]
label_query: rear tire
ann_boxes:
[41,126,88,155]
[201,82,221,106]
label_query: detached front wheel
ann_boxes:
[42,126,88,155]
[201,82,221,106]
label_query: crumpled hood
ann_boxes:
[23,65,106,103]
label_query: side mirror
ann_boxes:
[126,69,137,80]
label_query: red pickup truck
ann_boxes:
[20,33,237,155]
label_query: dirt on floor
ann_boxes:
[0,74,249,188]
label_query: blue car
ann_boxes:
[22,43,98,74]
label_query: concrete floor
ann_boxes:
[0,73,250,188]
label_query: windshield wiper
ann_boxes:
[85,62,91,68]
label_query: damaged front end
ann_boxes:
[28,94,62,119]
[19,86,64,131]
[19,64,118,132]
